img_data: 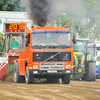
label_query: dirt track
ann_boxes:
[0,73,100,100]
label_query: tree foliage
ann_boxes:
[0,32,4,53]
[0,0,25,11]
[0,0,100,42]
[54,0,100,41]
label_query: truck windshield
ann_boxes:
[32,33,71,48]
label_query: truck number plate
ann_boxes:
[47,70,57,73]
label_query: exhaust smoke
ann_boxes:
[25,0,52,26]
[22,0,84,26]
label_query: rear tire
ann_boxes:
[62,74,70,84]
[14,62,25,83]
[25,66,34,84]
[83,62,96,81]
[96,68,100,79]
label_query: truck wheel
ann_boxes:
[83,62,96,81]
[62,74,70,84]
[47,78,59,83]
[96,68,100,79]
[14,62,25,83]
[25,66,34,84]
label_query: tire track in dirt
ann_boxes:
[0,79,100,100]
[0,91,42,100]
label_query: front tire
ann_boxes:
[83,61,96,81]
[62,74,70,84]
[14,62,25,83]
[25,66,34,84]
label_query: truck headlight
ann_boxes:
[66,65,71,68]
[33,65,38,69]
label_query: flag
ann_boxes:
[67,21,69,27]
[22,21,26,27]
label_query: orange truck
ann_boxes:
[14,25,76,84]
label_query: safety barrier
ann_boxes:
[0,63,8,80]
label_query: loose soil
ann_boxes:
[0,73,100,100]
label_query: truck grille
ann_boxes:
[33,52,71,62]
[40,63,64,70]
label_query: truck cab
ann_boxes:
[14,26,75,84]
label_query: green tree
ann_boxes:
[0,0,25,11]
[53,0,100,41]
[0,32,4,55]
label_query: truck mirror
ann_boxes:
[25,34,30,38]
[25,38,29,46]
[73,36,76,43]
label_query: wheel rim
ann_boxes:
[25,68,28,83]
[14,69,17,82]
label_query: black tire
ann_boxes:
[83,62,96,81]
[25,66,34,84]
[14,62,25,83]
[96,68,100,79]
[62,74,70,84]
[47,78,59,83]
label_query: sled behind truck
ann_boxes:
[0,22,25,80]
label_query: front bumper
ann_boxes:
[29,69,73,77]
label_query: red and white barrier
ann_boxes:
[0,63,8,80]
[0,57,8,80]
